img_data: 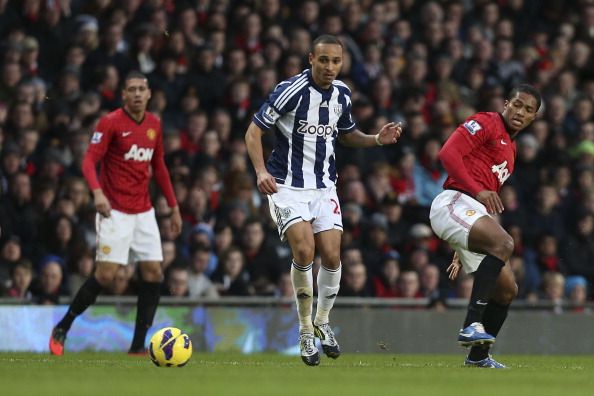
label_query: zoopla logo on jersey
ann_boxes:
[297,120,336,137]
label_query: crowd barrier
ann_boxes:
[1,297,592,354]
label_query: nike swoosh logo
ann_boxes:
[476,300,488,305]
[325,293,337,299]
[122,132,132,137]
[500,139,507,145]
[459,333,474,337]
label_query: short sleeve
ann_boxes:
[253,79,301,131]
[336,85,356,134]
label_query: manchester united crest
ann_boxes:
[147,128,156,140]
[465,210,476,216]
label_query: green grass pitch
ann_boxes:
[1,353,593,396]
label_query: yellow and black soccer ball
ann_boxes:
[148,327,192,367]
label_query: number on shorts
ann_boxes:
[330,198,341,215]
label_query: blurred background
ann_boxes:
[0,0,593,318]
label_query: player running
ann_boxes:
[246,34,402,366]
[430,84,541,368]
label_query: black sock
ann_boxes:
[468,301,510,361]
[463,255,505,328]
[57,276,103,332]
[130,281,161,351]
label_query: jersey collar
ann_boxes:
[497,113,515,139]
[122,107,146,125]
[306,69,334,94]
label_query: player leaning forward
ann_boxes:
[430,84,541,368]
[246,35,402,366]
[49,71,182,355]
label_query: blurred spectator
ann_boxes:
[0,235,21,286]
[32,255,67,305]
[68,250,94,297]
[541,271,565,313]
[161,240,177,275]
[565,275,589,312]
[164,265,191,298]
[420,264,441,302]
[187,244,219,299]
[2,172,38,257]
[560,211,594,296]
[412,137,447,210]
[396,270,422,299]
[212,246,252,296]
[361,213,392,275]
[0,0,592,305]
[275,271,293,298]
[524,184,565,246]
[4,259,33,300]
[534,233,562,273]
[454,273,473,300]
[341,261,373,297]
[372,250,400,298]
[241,218,282,295]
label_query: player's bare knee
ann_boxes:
[491,235,514,262]
[292,246,314,265]
[94,271,116,286]
[496,282,518,305]
[320,252,340,270]
[140,266,163,282]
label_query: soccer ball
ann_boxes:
[148,327,193,367]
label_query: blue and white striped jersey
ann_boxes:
[253,69,356,189]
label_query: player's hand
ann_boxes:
[446,252,461,280]
[475,190,504,214]
[170,206,182,238]
[93,189,112,218]
[256,169,277,195]
[376,122,403,145]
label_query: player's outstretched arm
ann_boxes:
[338,122,402,148]
[245,122,277,195]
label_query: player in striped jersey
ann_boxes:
[246,35,402,366]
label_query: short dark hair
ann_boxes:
[312,34,342,50]
[123,70,148,86]
[508,84,541,111]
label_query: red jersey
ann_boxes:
[441,112,516,196]
[82,108,177,214]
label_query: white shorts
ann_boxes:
[96,208,163,265]
[268,185,343,241]
[429,190,490,274]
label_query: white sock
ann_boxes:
[291,260,314,334]
[314,264,341,326]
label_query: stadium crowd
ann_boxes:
[0,0,593,310]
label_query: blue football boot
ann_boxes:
[458,322,495,347]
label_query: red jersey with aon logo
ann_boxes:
[82,108,177,214]
[441,112,517,196]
